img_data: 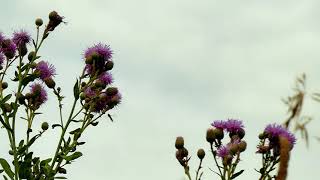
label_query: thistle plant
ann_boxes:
[0,11,121,180]
[256,124,296,180]
[175,119,247,180]
[175,120,297,180]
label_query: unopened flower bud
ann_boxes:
[229,144,239,155]
[238,141,247,152]
[9,150,14,155]
[106,87,118,96]
[44,78,56,89]
[258,133,266,140]
[213,128,224,140]
[17,93,25,104]
[197,148,205,159]
[2,82,8,89]
[3,103,12,112]
[80,93,86,100]
[81,82,87,87]
[180,147,188,157]
[25,93,32,100]
[206,128,216,143]
[49,11,58,20]
[175,136,184,149]
[105,61,114,71]
[35,18,43,26]
[41,122,49,131]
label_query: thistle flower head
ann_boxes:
[46,11,64,32]
[84,43,112,62]
[35,61,56,80]
[264,123,296,147]
[12,30,31,46]
[211,120,226,129]
[84,87,96,98]
[1,39,16,59]
[225,119,244,134]
[28,83,47,109]
[98,72,113,85]
[217,145,230,158]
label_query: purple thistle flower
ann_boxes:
[29,83,48,106]
[35,61,56,80]
[225,119,244,133]
[264,124,285,137]
[107,92,122,108]
[1,39,16,59]
[84,87,96,98]
[217,145,230,158]
[98,72,113,85]
[84,43,112,62]
[264,123,296,147]
[211,120,226,129]
[12,30,31,46]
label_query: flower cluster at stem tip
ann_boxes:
[257,123,296,154]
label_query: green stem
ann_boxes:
[50,98,78,169]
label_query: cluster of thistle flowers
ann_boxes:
[174,119,247,180]
[80,43,121,113]
[207,119,247,179]
[0,11,65,112]
[256,124,296,179]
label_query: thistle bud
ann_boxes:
[44,78,56,89]
[17,93,25,104]
[49,11,58,20]
[3,103,12,112]
[229,144,239,155]
[35,18,43,26]
[1,82,8,89]
[238,141,247,152]
[258,133,266,140]
[213,128,224,140]
[175,136,184,149]
[25,93,32,100]
[206,128,216,143]
[105,61,114,71]
[80,93,86,100]
[197,148,205,159]
[106,87,118,96]
[41,122,49,131]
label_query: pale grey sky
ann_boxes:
[1,0,320,179]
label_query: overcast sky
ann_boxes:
[1,0,320,179]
